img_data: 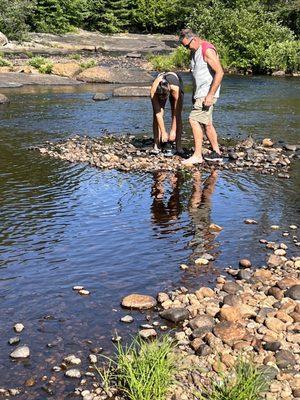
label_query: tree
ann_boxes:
[0,0,36,40]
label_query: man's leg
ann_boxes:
[205,123,221,154]
[182,118,204,165]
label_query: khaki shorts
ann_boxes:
[189,97,217,125]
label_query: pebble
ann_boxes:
[120,315,134,323]
[239,259,252,268]
[13,323,24,333]
[78,289,90,295]
[244,219,258,224]
[139,329,157,339]
[64,355,81,365]
[10,345,30,359]
[89,354,97,364]
[73,286,84,290]
[65,369,81,378]
[8,337,20,345]
[195,258,209,265]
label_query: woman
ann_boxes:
[150,72,184,154]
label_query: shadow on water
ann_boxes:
[0,75,299,397]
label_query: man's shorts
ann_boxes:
[189,97,217,125]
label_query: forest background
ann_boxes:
[0,0,299,72]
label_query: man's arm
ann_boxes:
[204,48,224,106]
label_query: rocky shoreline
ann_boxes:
[34,134,299,177]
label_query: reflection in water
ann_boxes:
[151,170,219,263]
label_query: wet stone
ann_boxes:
[121,294,157,309]
[239,259,252,268]
[160,308,189,323]
[10,345,30,359]
[65,369,81,378]
[13,323,24,333]
[93,93,109,101]
[285,285,300,300]
[120,315,134,323]
[237,269,252,281]
[8,337,20,345]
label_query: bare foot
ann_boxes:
[182,155,203,166]
[169,131,176,142]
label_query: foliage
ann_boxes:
[68,53,81,60]
[195,360,269,400]
[187,0,299,72]
[79,59,97,69]
[0,56,12,67]
[96,336,177,400]
[264,40,300,72]
[149,46,190,71]
[27,56,53,73]
[28,0,89,34]
[0,0,35,40]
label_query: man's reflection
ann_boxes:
[151,169,218,260]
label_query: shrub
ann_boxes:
[96,336,177,400]
[195,359,270,400]
[149,46,190,71]
[80,59,97,69]
[27,56,53,73]
[264,40,300,72]
[68,53,81,60]
[0,57,12,67]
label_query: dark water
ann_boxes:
[0,75,299,398]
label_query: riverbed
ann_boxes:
[0,75,299,398]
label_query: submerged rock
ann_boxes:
[10,345,30,359]
[93,93,110,101]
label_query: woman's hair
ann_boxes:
[156,79,170,98]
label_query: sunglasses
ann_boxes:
[183,37,194,49]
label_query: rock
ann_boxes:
[157,292,169,303]
[64,355,81,365]
[121,294,157,309]
[139,329,157,339]
[93,93,110,101]
[267,254,284,267]
[25,377,36,387]
[195,258,209,265]
[52,62,81,78]
[268,287,284,300]
[219,306,243,322]
[237,269,252,281]
[277,277,300,290]
[13,323,24,333]
[89,354,97,364]
[10,345,30,359]
[189,314,215,330]
[263,341,281,352]
[275,350,296,369]
[253,269,272,281]
[272,70,285,76]
[285,285,300,300]
[113,86,150,97]
[8,337,20,345]
[0,93,9,104]
[77,67,152,84]
[271,225,280,230]
[160,307,189,323]
[126,52,142,58]
[284,145,297,152]
[0,32,8,46]
[244,219,258,224]
[274,249,286,256]
[195,287,215,298]
[65,369,81,378]
[196,344,211,356]
[180,263,189,270]
[223,294,242,307]
[262,138,274,147]
[213,321,246,344]
[78,289,90,295]
[258,365,278,380]
[239,259,252,268]
[209,223,223,232]
[222,281,243,294]
[120,315,134,323]
[265,317,286,333]
[73,286,84,290]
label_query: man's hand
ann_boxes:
[204,93,214,107]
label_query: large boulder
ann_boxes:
[113,86,150,97]
[0,32,8,46]
[77,66,152,84]
[52,62,81,78]
[121,294,157,309]
[0,93,9,104]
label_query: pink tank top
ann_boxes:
[201,41,217,58]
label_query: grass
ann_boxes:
[196,359,270,400]
[0,56,12,67]
[80,59,97,69]
[96,335,177,400]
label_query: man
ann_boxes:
[179,29,224,165]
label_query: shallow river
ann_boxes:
[0,75,299,398]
